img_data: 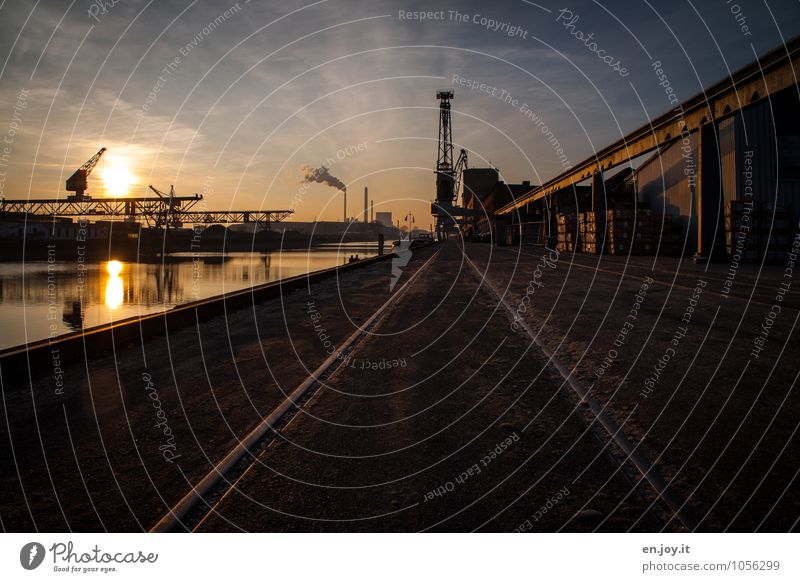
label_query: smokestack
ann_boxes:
[370,200,374,223]
[363,187,368,224]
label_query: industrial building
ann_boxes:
[375,211,393,228]
[488,36,800,261]
[462,167,499,208]
[280,219,398,239]
[466,178,539,240]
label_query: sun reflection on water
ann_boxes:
[104,260,124,309]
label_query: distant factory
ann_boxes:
[279,218,398,239]
[280,187,401,239]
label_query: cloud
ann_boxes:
[1,0,799,218]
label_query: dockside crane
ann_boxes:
[454,147,468,207]
[431,90,472,239]
[434,89,455,229]
[149,184,182,229]
[65,147,106,201]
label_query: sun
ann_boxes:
[102,163,135,197]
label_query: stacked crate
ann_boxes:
[605,209,681,256]
[578,212,587,252]
[581,211,604,254]
[556,213,579,253]
[575,209,680,255]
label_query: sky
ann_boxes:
[1,0,799,226]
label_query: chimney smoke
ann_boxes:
[299,164,347,222]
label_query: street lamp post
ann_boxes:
[405,212,415,239]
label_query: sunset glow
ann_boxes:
[102,162,135,197]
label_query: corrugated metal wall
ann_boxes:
[715,99,800,220]
[637,133,699,253]
[735,101,776,205]
[719,117,737,206]
[636,100,794,256]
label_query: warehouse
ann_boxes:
[495,36,800,261]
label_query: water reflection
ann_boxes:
[0,246,378,349]
[62,301,83,330]
[104,260,124,309]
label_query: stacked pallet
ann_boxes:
[572,209,679,255]
[605,209,680,255]
[556,213,579,253]
[725,200,795,262]
[578,212,587,252]
[581,211,605,254]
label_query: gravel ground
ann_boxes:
[197,241,665,532]
[465,243,800,531]
[0,254,426,532]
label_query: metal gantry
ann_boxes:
[172,209,294,226]
[0,195,293,228]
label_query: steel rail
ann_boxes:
[149,244,440,533]
[463,251,698,531]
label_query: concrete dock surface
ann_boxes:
[1,241,798,531]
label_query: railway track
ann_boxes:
[462,249,697,532]
[151,240,696,532]
[150,247,441,532]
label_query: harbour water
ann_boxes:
[0,243,378,350]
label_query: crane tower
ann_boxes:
[431,90,468,239]
[65,147,106,201]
